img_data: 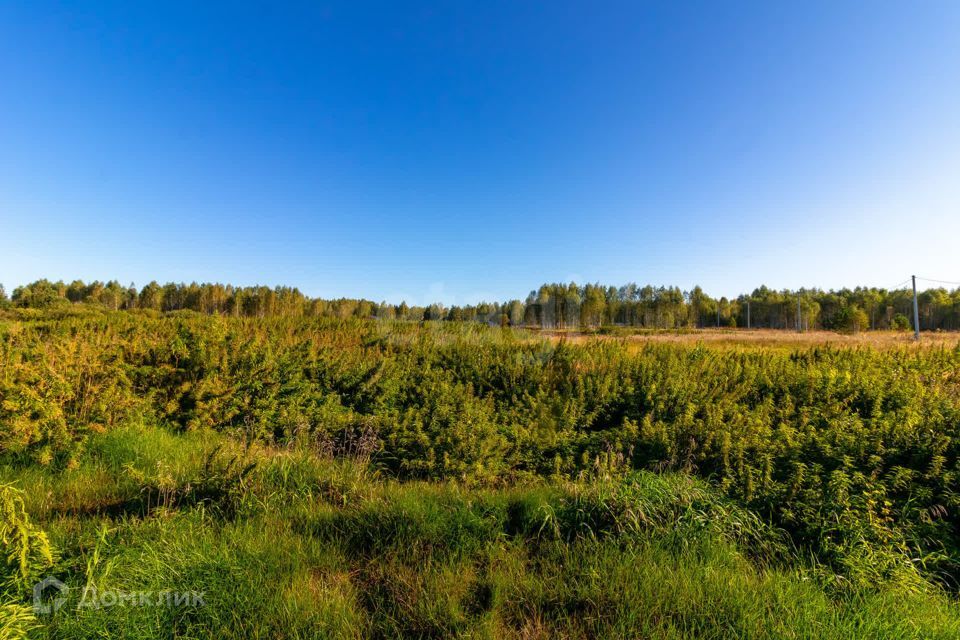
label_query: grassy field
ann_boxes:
[2,309,960,638]
[4,422,960,639]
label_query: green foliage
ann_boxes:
[10,280,69,310]
[834,304,870,334]
[0,484,54,595]
[0,485,55,640]
[0,604,37,640]
[2,310,960,597]
[122,445,258,518]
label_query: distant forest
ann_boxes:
[4,278,960,332]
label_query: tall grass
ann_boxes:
[0,423,953,638]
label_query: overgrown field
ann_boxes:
[1,308,960,638]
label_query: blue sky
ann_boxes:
[2,2,959,305]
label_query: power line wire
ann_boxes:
[915,276,960,287]
[888,279,912,291]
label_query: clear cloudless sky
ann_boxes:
[2,1,959,305]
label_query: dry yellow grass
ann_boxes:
[538,328,960,350]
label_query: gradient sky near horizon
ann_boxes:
[2,2,959,305]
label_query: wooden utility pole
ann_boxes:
[747,300,750,329]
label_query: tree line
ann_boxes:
[4,278,960,331]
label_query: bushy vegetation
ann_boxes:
[1,308,959,636]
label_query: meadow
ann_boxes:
[2,307,960,638]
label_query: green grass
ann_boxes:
[0,422,957,639]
